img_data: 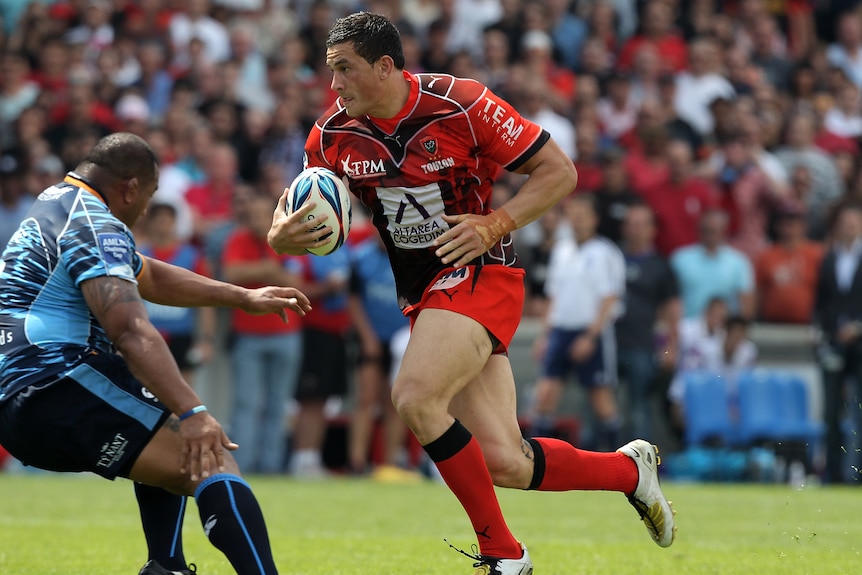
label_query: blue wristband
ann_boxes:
[178,405,207,421]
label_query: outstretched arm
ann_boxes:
[138,256,312,319]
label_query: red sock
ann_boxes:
[531,437,638,494]
[425,422,522,559]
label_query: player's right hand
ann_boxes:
[268,190,333,255]
[179,413,238,482]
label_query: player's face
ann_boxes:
[326,42,388,118]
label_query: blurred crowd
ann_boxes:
[2,0,862,481]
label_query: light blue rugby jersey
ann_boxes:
[0,173,144,405]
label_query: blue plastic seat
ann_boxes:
[773,372,825,444]
[682,370,735,447]
[737,369,784,445]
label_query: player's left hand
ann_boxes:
[434,209,516,268]
[241,286,313,321]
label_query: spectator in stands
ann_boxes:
[826,11,862,89]
[0,51,40,152]
[671,208,756,319]
[530,193,626,451]
[593,147,640,244]
[642,139,718,256]
[616,202,681,440]
[0,153,32,250]
[228,18,272,112]
[185,140,240,244]
[774,108,844,235]
[480,27,513,94]
[517,80,576,161]
[813,201,862,484]
[572,120,604,192]
[618,0,687,73]
[737,106,790,194]
[546,0,588,72]
[750,15,793,93]
[131,41,174,123]
[139,203,217,387]
[64,0,114,68]
[673,37,736,136]
[168,0,230,71]
[622,106,671,196]
[667,298,758,436]
[755,204,824,323]
[596,71,639,142]
[823,80,862,139]
[629,44,663,105]
[44,81,115,161]
[259,98,307,187]
[222,193,304,474]
[710,130,781,260]
[518,29,576,114]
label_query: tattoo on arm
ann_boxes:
[165,416,180,433]
[82,277,143,316]
[520,438,534,461]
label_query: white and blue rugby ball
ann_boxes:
[286,166,352,256]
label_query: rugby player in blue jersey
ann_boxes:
[0,132,311,575]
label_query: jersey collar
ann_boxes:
[65,172,109,206]
[366,70,418,134]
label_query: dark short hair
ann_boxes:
[326,12,405,70]
[81,132,157,182]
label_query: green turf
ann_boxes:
[0,472,859,574]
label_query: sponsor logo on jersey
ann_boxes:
[379,184,447,249]
[480,97,525,147]
[38,185,72,201]
[98,233,135,278]
[341,154,386,178]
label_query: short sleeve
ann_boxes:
[61,197,141,286]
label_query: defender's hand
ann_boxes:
[433,209,516,268]
[179,413,238,481]
[241,286,313,322]
[268,191,333,255]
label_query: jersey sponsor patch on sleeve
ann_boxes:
[97,232,135,279]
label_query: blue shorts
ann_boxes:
[0,352,171,479]
[540,327,617,388]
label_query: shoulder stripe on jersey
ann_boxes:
[505,130,551,172]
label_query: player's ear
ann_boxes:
[378,55,394,79]
[122,177,140,204]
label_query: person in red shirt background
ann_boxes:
[222,193,305,474]
[642,139,719,256]
[618,1,688,73]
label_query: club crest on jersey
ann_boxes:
[421,136,438,158]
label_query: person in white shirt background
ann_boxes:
[529,193,627,451]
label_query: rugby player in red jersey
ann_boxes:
[268,12,676,574]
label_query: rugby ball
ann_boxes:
[285,166,352,256]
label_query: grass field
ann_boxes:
[0,472,859,575]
